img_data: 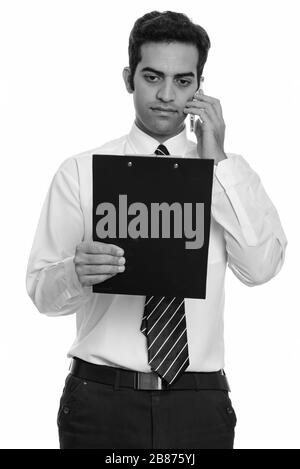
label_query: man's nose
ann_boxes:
[156,81,176,102]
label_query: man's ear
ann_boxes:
[122,67,134,93]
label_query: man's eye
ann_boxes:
[144,75,159,82]
[178,79,191,86]
[144,75,191,86]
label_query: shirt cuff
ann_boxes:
[63,256,84,297]
[214,153,251,190]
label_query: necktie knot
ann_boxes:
[155,144,170,156]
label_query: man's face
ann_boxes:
[125,42,199,142]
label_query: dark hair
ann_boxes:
[128,11,211,91]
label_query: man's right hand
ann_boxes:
[74,241,125,287]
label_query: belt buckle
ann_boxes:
[135,372,163,390]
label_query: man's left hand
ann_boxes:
[184,92,227,165]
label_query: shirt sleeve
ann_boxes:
[211,153,288,286]
[25,157,92,316]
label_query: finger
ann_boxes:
[184,104,216,125]
[185,100,219,122]
[84,254,126,265]
[196,109,212,128]
[185,100,210,110]
[191,109,214,132]
[80,273,118,287]
[194,94,223,120]
[192,88,204,100]
[78,264,125,276]
[78,241,124,256]
[195,93,219,103]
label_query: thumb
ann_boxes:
[195,117,203,138]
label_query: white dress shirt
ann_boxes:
[26,122,287,372]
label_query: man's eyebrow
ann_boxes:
[140,67,195,79]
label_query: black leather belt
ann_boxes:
[69,357,231,391]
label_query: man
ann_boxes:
[26,11,287,449]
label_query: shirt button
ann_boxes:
[226,407,233,414]
[63,406,70,414]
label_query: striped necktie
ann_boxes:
[140,143,190,386]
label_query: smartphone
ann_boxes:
[190,76,204,133]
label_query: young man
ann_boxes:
[26,11,287,449]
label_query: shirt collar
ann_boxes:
[127,121,189,156]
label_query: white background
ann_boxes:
[1,0,299,449]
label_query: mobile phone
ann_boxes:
[190,76,204,133]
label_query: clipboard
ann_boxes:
[92,154,214,299]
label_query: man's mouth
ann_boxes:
[151,107,177,114]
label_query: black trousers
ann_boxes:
[57,372,237,449]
